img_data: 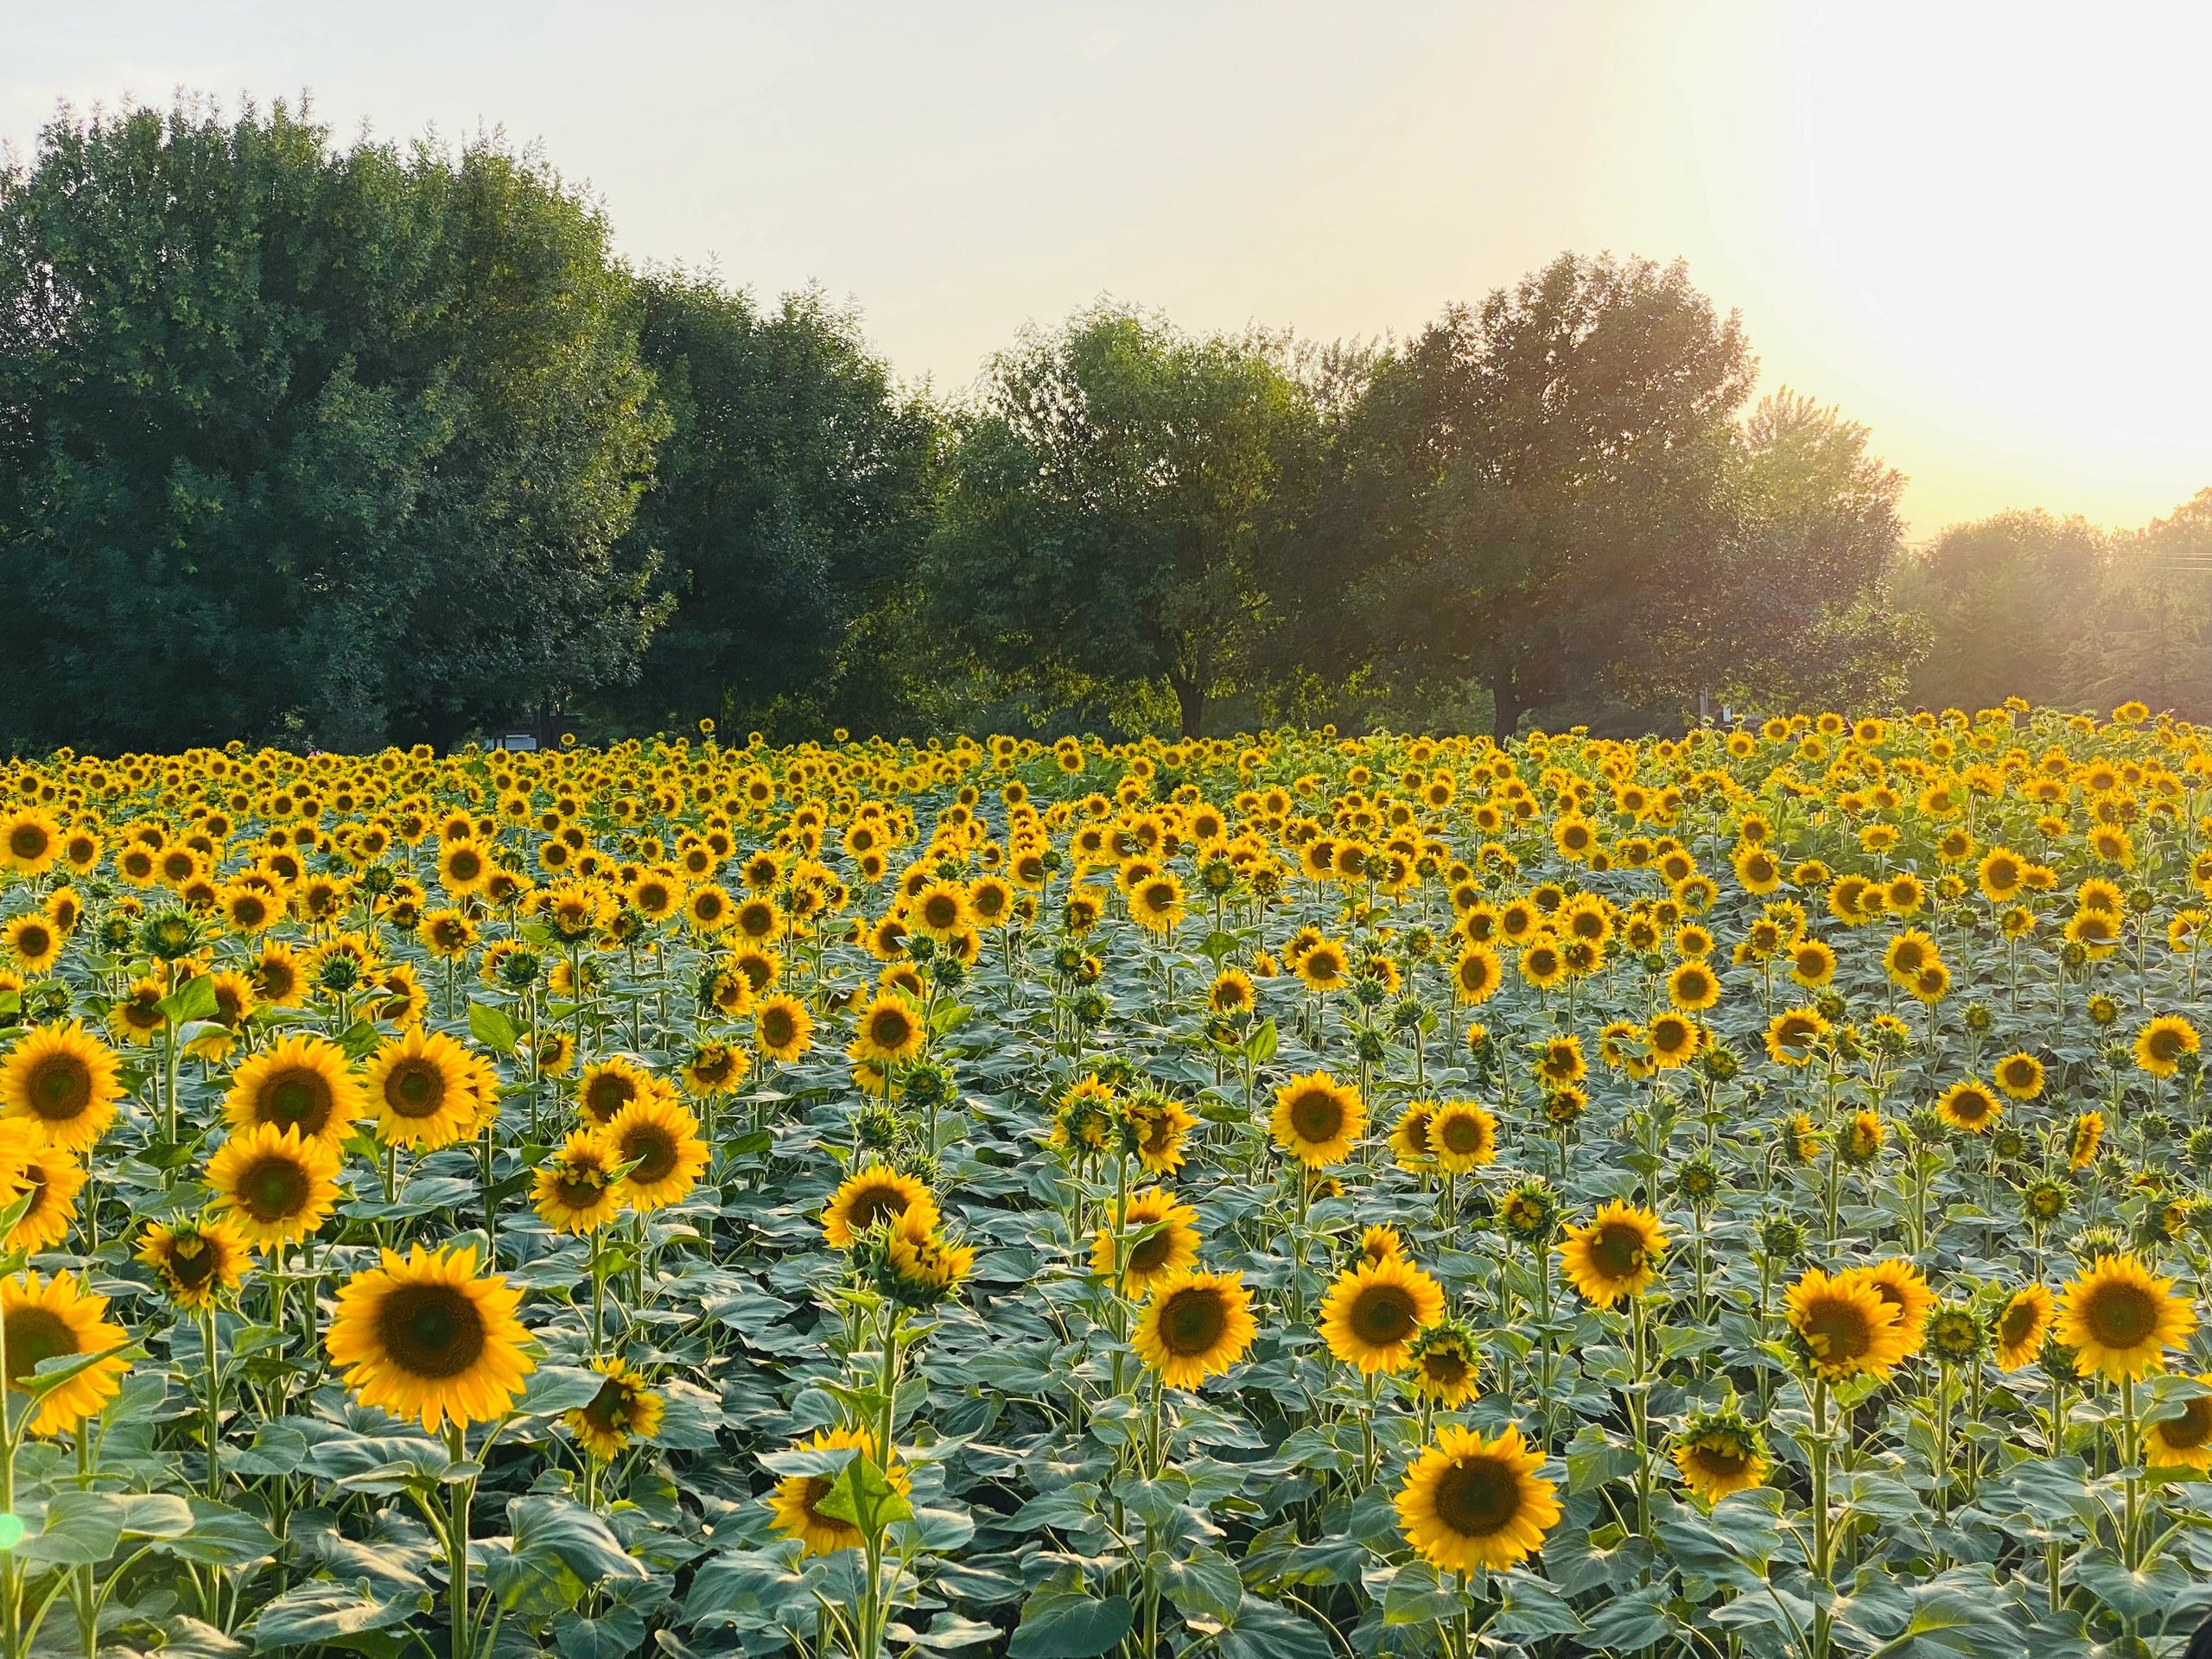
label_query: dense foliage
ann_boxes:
[1,705,2211,1657]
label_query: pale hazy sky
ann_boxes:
[8,1,2209,537]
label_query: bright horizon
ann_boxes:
[8,0,2208,540]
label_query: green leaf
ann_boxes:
[16,1491,124,1567]
[1216,1596,1333,1659]
[157,974,219,1025]
[505,1493,650,1589]
[1243,1018,1279,1064]
[1160,1544,1243,1624]
[156,1499,279,1567]
[1007,1590,1134,1659]
[468,999,524,1053]
[250,1583,430,1650]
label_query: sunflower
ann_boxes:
[1091,1187,1201,1295]
[1854,1259,1933,1353]
[1673,1407,1770,1505]
[563,1357,665,1461]
[754,995,814,1064]
[1646,1012,1703,1069]
[1450,942,1503,1005]
[532,1129,626,1234]
[1667,959,1720,1011]
[1269,1072,1365,1169]
[576,1056,666,1126]
[1784,1267,1910,1382]
[0,1022,124,1154]
[823,1163,939,1249]
[766,1427,910,1556]
[224,1033,362,1146]
[2144,1378,2212,1473]
[108,977,168,1046]
[1993,1051,2045,1100]
[205,1123,343,1249]
[2069,1111,2105,1169]
[1428,1100,1498,1174]
[1132,1268,1256,1389]
[1558,1202,1669,1308]
[1128,1093,1197,1175]
[1319,1256,1446,1374]
[1295,939,1349,994]
[1764,1007,1830,1066]
[2056,1254,2196,1382]
[881,1207,976,1306]
[1358,1224,1409,1266]
[362,1027,479,1150]
[851,993,925,1065]
[1788,938,1836,988]
[137,1217,251,1309]
[327,1243,535,1431]
[1,1270,130,1435]
[1395,1422,1560,1573]
[2134,1015,2200,1079]
[2,913,61,975]
[1129,874,1185,935]
[1207,968,1255,1018]
[1993,1284,2054,1370]
[1408,1322,1481,1407]
[0,1128,83,1252]
[0,810,61,876]
[607,1096,710,1212]
[1936,1078,2002,1135]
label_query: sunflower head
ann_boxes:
[1319,1256,1446,1375]
[1784,1267,1910,1382]
[766,1426,910,1557]
[1557,1201,1669,1308]
[0,1022,124,1154]
[2056,1254,2196,1382]
[224,1033,363,1145]
[206,1122,344,1250]
[1673,1406,1770,1506]
[1408,1321,1481,1406]
[1133,1268,1257,1390]
[607,1096,709,1213]
[1395,1422,1560,1573]
[1,1269,130,1436]
[563,1357,664,1461]
[137,1217,251,1309]
[1269,1072,1365,1169]
[326,1242,536,1431]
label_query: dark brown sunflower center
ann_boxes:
[16,925,52,957]
[1589,1224,1648,1281]
[868,1010,914,1049]
[1999,1302,2037,1344]
[1351,1285,1419,1345]
[1431,1456,1520,1536]
[583,1379,633,1433]
[1158,1287,1229,1357]
[2164,1397,2212,1450]
[1801,1300,1871,1361]
[1422,1349,1470,1384]
[9,826,48,860]
[1691,1441,1748,1477]
[1438,1116,1482,1155]
[2085,1283,2158,1348]
[761,1011,796,1047]
[1288,1091,1344,1143]
[3,1306,78,1384]
[846,1186,906,1230]
[376,1284,486,1379]
[29,1056,92,1120]
[260,1071,334,1135]
[165,1235,219,1288]
[1128,1228,1174,1275]
[241,1156,311,1222]
[583,1078,634,1122]
[386,1061,447,1117]
[620,1126,677,1184]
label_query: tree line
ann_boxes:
[1,99,2196,752]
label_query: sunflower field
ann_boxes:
[1,704,2211,1659]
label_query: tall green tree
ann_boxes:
[0,98,664,752]
[594,276,941,739]
[925,305,1319,738]
[2063,489,2212,718]
[1895,509,2107,715]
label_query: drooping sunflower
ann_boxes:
[1,1269,130,1435]
[2134,1015,2201,1079]
[533,1129,626,1234]
[2056,1254,2196,1382]
[1133,1268,1256,1390]
[823,1162,939,1249]
[327,1243,535,1431]
[1993,1284,2055,1370]
[880,1206,976,1306]
[1319,1256,1446,1374]
[1128,1092,1198,1176]
[362,1027,479,1150]
[1395,1422,1560,1573]
[563,1357,665,1461]
[1673,1407,1770,1505]
[205,1123,344,1249]
[606,1096,710,1212]
[137,1217,251,1310]
[1358,1224,1409,1266]
[2144,1377,2212,1473]
[1408,1321,1481,1407]
[1091,1187,1201,1296]
[1784,1266,1910,1382]
[1936,1078,2002,1135]
[766,1426,910,1556]
[2069,1110,2105,1169]
[1557,1201,1669,1308]
[1269,1071,1365,1168]
[0,1021,124,1154]
[1428,1100,1498,1174]
[224,1033,363,1146]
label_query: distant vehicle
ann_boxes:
[493,732,539,752]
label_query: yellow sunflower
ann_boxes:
[0,1021,124,1154]
[1408,1323,1481,1407]
[532,1129,626,1234]
[563,1357,664,1461]
[766,1426,909,1556]
[327,1243,535,1431]
[754,995,814,1064]
[1993,1051,2045,1101]
[1132,1268,1257,1389]
[2056,1254,2196,1382]
[1854,1259,1935,1354]
[2134,1015,2200,1079]
[1395,1422,1560,1573]
[1673,1408,1770,1505]
[362,1027,480,1150]
[1091,1187,1201,1295]
[1427,1100,1498,1174]
[606,1096,710,1212]
[205,1123,343,1250]
[850,993,925,1065]
[137,1217,251,1310]
[1389,1100,1438,1171]
[1557,1201,1669,1308]
[823,1163,939,1249]
[1936,1079,2002,1135]
[0,1128,84,1253]
[1,1269,130,1435]
[2144,1378,2212,1473]
[576,1055,665,1126]
[1784,1267,1910,1382]
[1992,1284,2055,1371]
[1319,1256,1446,1374]
[223,1033,363,1146]
[1269,1072,1365,1169]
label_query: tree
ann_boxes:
[924,305,1319,739]
[0,98,664,752]
[2064,490,2212,719]
[592,276,941,740]
[1894,509,2107,715]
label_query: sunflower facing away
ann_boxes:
[1395,1422,1560,1573]
[563,1357,665,1461]
[1091,1187,1201,1296]
[0,1021,124,1154]
[2056,1254,2196,1382]
[1558,1202,1669,1308]
[1269,1072,1365,1169]
[327,1243,535,1431]
[2,1269,131,1436]
[823,1163,939,1249]
[205,1123,344,1250]
[1785,1267,1910,1382]
[137,1217,251,1310]
[1319,1256,1446,1375]
[1133,1268,1257,1389]
[224,1033,363,1146]
[767,1426,910,1556]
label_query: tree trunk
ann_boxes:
[1169,674,1205,740]
[1489,676,1522,743]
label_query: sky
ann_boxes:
[6,0,2209,538]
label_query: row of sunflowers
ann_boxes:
[0,702,2209,1658]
